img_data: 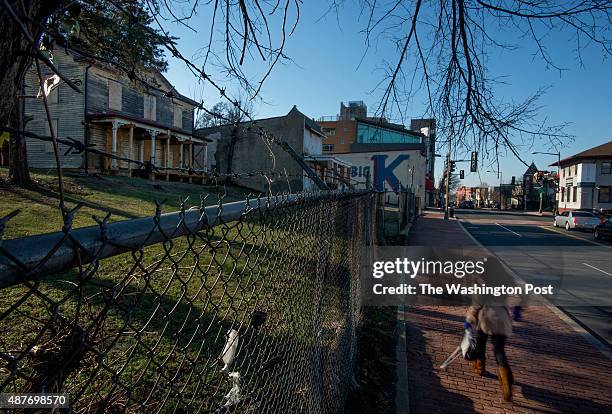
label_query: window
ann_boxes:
[602,162,611,174]
[575,164,578,175]
[356,122,422,144]
[561,188,564,202]
[323,144,334,152]
[322,127,335,136]
[599,186,612,203]
[144,94,156,120]
[573,186,577,202]
[173,105,183,128]
[108,80,122,111]
[44,119,59,153]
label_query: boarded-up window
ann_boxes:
[173,105,183,128]
[108,80,122,111]
[144,94,156,120]
[44,119,59,153]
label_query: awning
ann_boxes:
[304,154,353,168]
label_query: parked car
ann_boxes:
[459,200,475,209]
[594,218,612,240]
[553,211,601,231]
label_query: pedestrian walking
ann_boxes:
[465,305,514,401]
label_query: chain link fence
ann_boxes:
[0,189,374,413]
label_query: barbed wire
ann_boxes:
[2,126,363,189]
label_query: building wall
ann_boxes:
[24,48,195,171]
[318,120,356,154]
[339,149,427,204]
[87,67,194,133]
[197,108,309,193]
[24,51,86,169]
[557,159,612,211]
[303,128,323,156]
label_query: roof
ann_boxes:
[523,162,538,176]
[550,141,612,167]
[195,105,324,137]
[304,154,353,167]
[87,112,211,142]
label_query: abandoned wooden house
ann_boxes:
[24,48,208,182]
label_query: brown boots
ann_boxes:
[497,366,513,401]
[472,359,485,376]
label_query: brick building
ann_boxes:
[317,101,437,205]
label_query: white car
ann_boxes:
[553,211,601,231]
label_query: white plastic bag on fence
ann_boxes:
[221,329,239,374]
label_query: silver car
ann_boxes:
[554,211,601,231]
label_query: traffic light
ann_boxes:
[460,170,465,179]
[450,161,456,173]
[470,151,478,172]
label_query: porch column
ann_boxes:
[179,143,184,170]
[166,134,171,181]
[150,130,157,181]
[189,141,194,183]
[150,130,157,166]
[128,125,134,176]
[111,121,118,170]
[139,138,144,162]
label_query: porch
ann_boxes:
[304,154,353,189]
[89,114,207,182]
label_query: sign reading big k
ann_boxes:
[371,154,409,192]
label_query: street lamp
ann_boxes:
[487,170,503,210]
[533,151,561,214]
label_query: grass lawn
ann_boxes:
[0,168,252,239]
[0,169,367,412]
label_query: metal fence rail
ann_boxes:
[0,190,373,413]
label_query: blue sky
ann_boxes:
[161,1,611,188]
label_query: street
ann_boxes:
[454,208,612,346]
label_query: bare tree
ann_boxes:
[195,96,255,129]
[1,0,300,186]
[353,0,611,168]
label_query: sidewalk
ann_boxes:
[401,211,612,413]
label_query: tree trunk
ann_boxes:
[1,1,64,186]
[8,90,30,185]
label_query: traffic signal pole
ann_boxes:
[444,147,451,220]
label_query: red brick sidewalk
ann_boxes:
[401,212,612,413]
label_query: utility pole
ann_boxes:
[499,172,503,210]
[444,146,451,219]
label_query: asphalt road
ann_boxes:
[453,208,612,347]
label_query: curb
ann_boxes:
[395,306,409,414]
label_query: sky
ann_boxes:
[159,1,611,188]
